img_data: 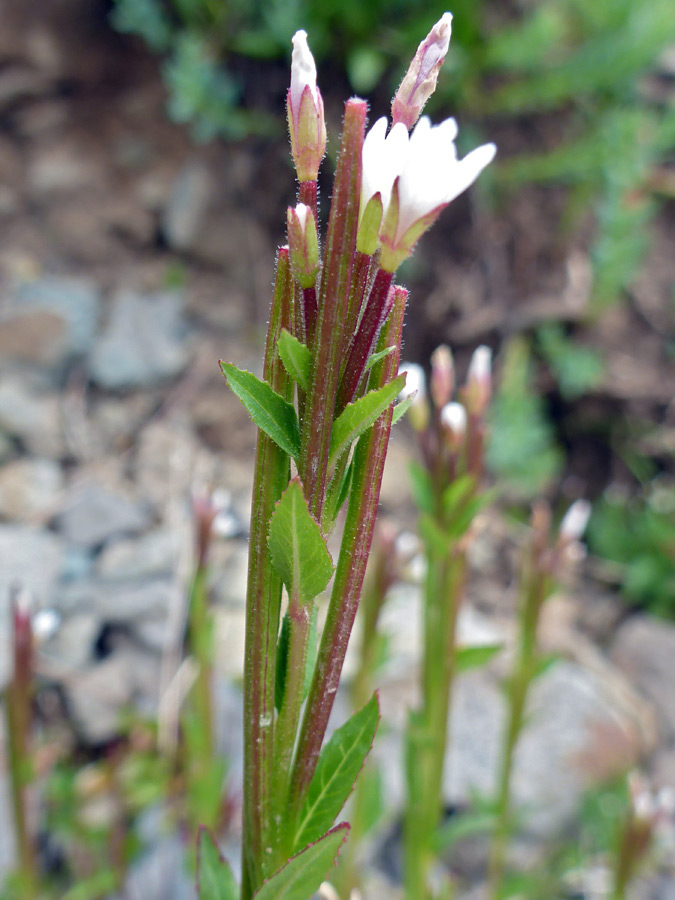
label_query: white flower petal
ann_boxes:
[361,118,409,220]
[290,30,318,112]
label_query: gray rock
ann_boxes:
[0,377,64,457]
[53,482,150,548]
[0,525,63,686]
[53,576,179,626]
[43,612,99,669]
[446,660,648,835]
[65,645,161,744]
[9,276,100,361]
[378,656,650,838]
[96,529,178,582]
[0,457,63,520]
[161,161,212,252]
[611,616,675,740]
[90,290,189,389]
[118,833,194,900]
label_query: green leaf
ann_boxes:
[391,393,415,425]
[220,362,300,461]
[278,329,311,393]
[455,644,503,673]
[197,829,238,900]
[442,475,477,518]
[365,345,396,372]
[254,824,349,900]
[268,478,334,605]
[409,461,434,515]
[294,694,380,852]
[328,375,405,467]
[434,810,497,853]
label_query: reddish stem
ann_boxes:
[290,288,407,811]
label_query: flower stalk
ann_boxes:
[219,19,495,899]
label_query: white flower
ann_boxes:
[359,117,409,224]
[398,362,429,431]
[440,401,467,436]
[394,116,496,246]
[398,362,426,401]
[360,114,496,270]
[559,499,591,543]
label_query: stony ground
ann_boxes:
[0,4,674,898]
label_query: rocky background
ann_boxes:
[0,2,674,898]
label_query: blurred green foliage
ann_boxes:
[486,337,563,498]
[588,481,675,618]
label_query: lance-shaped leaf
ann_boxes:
[365,345,395,372]
[221,362,301,461]
[197,829,238,900]
[455,644,503,673]
[391,392,416,425]
[253,824,348,900]
[268,478,334,605]
[328,375,405,467]
[278,329,311,393]
[294,693,380,852]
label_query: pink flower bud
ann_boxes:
[464,344,492,415]
[287,31,327,182]
[392,13,453,131]
[430,344,454,409]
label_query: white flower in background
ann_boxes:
[398,361,429,431]
[287,30,326,182]
[440,401,467,437]
[359,114,496,270]
[559,499,592,543]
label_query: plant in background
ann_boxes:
[400,344,499,900]
[182,489,229,834]
[197,16,495,899]
[488,498,591,900]
[4,588,38,900]
[487,337,563,499]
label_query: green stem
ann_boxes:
[271,598,312,863]
[488,562,546,900]
[289,288,407,819]
[185,565,216,828]
[241,250,293,899]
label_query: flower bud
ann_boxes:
[392,13,453,131]
[464,345,492,416]
[558,499,591,544]
[440,401,466,451]
[398,362,429,431]
[287,203,320,288]
[430,344,454,409]
[287,31,326,182]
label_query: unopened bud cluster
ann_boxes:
[399,343,492,486]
